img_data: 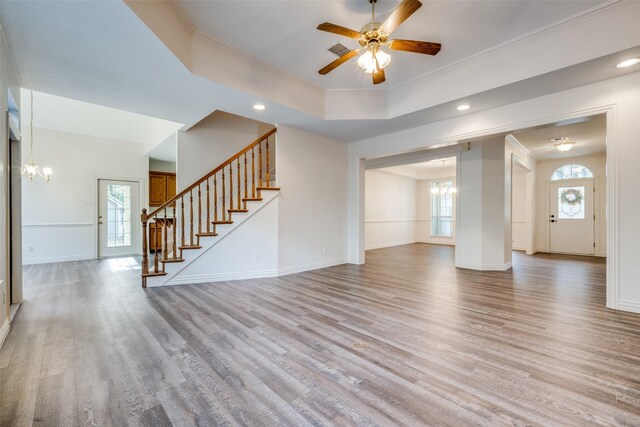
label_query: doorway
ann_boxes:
[98,179,140,257]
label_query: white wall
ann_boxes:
[167,196,279,284]
[512,167,527,251]
[276,125,348,273]
[176,110,273,190]
[149,158,175,173]
[21,127,148,264]
[535,153,606,256]
[365,170,417,250]
[348,71,640,312]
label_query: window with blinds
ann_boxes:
[431,180,454,237]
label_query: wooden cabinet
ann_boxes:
[149,171,176,207]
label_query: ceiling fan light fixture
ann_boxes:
[357,49,391,74]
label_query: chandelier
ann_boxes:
[21,90,52,182]
[430,160,457,195]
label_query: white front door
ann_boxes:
[98,180,140,257]
[549,179,594,255]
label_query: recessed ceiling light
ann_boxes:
[616,58,640,68]
[457,104,470,111]
[253,104,266,111]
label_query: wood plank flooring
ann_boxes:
[1,244,640,426]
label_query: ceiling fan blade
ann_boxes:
[317,22,363,40]
[379,0,422,35]
[372,68,386,85]
[388,39,441,55]
[318,50,359,75]
[372,56,386,85]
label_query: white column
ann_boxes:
[456,137,512,270]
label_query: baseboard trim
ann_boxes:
[164,259,348,286]
[0,319,10,349]
[277,258,347,277]
[166,269,279,286]
[23,254,94,265]
[365,240,416,250]
[456,261,513,271]
[617,299,640,314]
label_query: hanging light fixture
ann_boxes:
[430,159,457,195]
[21,90,52,182]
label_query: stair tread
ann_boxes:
[195,232,218,237]
[257,187,280,191]
[179,245,202,250]
[212,220,233,224]
[142,271,167,278]
[161,258,184,263]
[228,209,249,213]
[243,197,263,202]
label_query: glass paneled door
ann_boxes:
[549,179,594,255]
[98,180,140,257]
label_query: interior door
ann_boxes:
[549,179,594,255]
[98,180,140,257]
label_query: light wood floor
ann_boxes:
[1,244,639,426]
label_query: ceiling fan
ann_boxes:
[317,0,441,85]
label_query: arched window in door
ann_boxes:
[551,164,594,181]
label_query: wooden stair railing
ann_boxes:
[141,128,278,287]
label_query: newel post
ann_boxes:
[141,208,149,288]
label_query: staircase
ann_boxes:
[141,128,278,288]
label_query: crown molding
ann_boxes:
[166,0,196,35]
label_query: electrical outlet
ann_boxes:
[256,254,261,262]
[28,246,34,252]
[322,246,327,255]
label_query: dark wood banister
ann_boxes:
[147,127,276,218]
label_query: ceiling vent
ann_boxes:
[328,43,350,57]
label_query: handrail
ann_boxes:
[147,127,276,219]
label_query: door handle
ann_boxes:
[98,215,104,225]
[550,219,557,223]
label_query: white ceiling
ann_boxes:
[21,88,182,147]
[179,0,604,90]
[2,0,638,144]
[512,114,606,160]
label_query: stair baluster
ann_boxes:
[237,159,241,210]
[172,205,177,260]
[229,163,233,214]
[222,169,226,222]
[153,214,159,273]
[181,196,185,249]
[206,178,210,234]
[214,174,218,222]
[244,153,248,206]
[266,136,270,188]
[163,207,168,267]
[189,189,194,246]
[258,141,263,188]
[198,184,202,235]
[251,147,256,198]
